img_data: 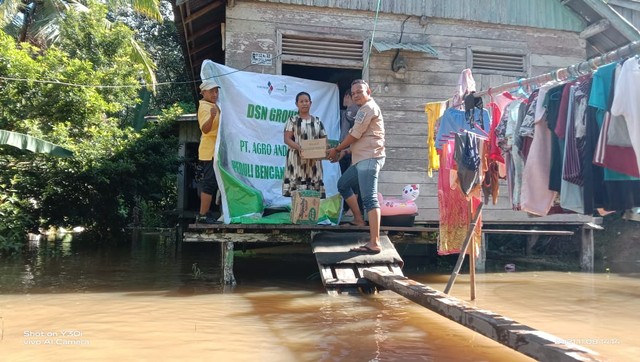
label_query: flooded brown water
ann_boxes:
[1,232,638,361]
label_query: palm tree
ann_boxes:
[0,0,161,87]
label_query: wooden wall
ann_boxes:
[225,1,591,223]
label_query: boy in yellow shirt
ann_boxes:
[196,77,221,224]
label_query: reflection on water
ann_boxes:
[1,232,638,361]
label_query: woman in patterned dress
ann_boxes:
[282,92,327,198]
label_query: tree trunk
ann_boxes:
[18,3,36,43]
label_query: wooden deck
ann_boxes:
[183,216,603,281]
[183,223,437,243]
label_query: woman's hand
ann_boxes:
[327,148,339,162]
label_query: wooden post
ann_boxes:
[444,202,483,295]
[526,234,540,255]
[220,241,237,286]
[175,224,183,253]
[177,143,187,219]
[580,226,594,272]
[469,206,476,301]
[475,233,486,273]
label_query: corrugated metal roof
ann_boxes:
[258,0,586,31]
[372,40,438,56]
[255,0,640,55]
[609,0,640,30]
[562,0,640,56]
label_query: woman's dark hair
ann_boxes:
[295,92,311,103]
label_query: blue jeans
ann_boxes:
[337,157,385,212]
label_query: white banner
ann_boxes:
[208,62,341,222]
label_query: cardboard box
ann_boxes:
[290,190,321,224]
[300,138,327,160]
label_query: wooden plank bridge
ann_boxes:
[183,223,420,287]
[311,232,404,294]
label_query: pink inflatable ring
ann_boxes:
[378,193,418,216]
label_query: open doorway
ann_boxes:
[282,64,363,214]
[282,64,361,106]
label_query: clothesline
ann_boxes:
[433,42,640,294]
[474,40,640,97]
[420,40,640,107]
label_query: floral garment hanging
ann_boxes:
[437,138,483,255]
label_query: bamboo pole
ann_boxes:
[469,200,476,301]
[444,202,483,295]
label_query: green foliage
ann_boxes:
[0,0,160,88]
[113,2,195,115]
[0,0,162,39]
[0,2,186,245]
[33,106,181,231]
[0,184,32,255]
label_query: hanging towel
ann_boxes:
[451,69,476,109]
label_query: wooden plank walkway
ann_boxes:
[311,232,404,294]
[364,269,605,362]
[183,223,437,244]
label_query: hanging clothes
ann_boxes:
[563,77,592,186]
[611,57,640,179]
[592,62,640,180]
[496,99,526,209]
[483,92,516,204]
[514,90,539,160]
[442,48,640,217]
[454,132,482,196]
[520,84,560,216]
[451,69,476,110]
[593,111,640,177]
[583,106,607,214]
[547,83,571,193]
[511,93,538,210]
[435,108,491,150]
[437,138,482,255]
[425,101,446,177]
[559,82,585,214]
[593,60,640,212]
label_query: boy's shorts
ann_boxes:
[196,160,218,195]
